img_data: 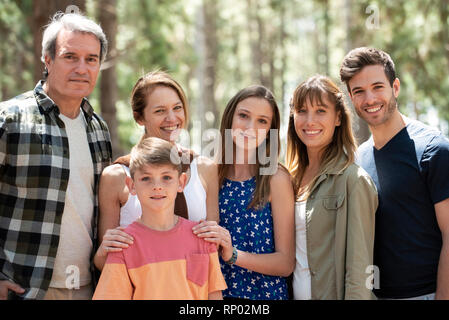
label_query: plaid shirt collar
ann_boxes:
[34,80,94,122]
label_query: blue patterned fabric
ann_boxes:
[219,177,288,300]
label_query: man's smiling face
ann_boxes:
[348,64,400,128]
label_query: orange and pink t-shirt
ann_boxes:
[93,217,227,300]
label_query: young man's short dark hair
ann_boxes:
[340,47,396,93]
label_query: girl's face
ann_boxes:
[293,94,341,155]
[231,97,273,153]
[138,86,186,142]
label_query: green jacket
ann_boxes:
[304,159,378,300]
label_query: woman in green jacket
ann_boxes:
[286,75,378,300]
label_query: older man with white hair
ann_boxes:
[0,12,112,300]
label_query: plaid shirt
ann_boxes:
[0,82,112,299]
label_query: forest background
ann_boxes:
[1,0,448,160]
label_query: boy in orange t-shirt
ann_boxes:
[93,137,226,300]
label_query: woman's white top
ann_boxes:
[183,157,207,222]
[293,200,312,300]
[119,156,207,226]
[119,165,142,227]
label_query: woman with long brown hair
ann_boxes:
[286,75,378,299]
[193,85,295,300]
[93,71,219,271]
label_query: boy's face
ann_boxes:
[126,164,186,213]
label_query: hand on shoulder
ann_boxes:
[100,163,129,188]
[99,163,130,206]
[269,164,293,187]
[196,155,218,184]
[269,164,294,202]
[196,155,217,170]
[102,163,127,178]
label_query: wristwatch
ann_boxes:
[224,246,238,265]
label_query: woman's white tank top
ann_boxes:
[119,165,142,227]
[183,157,207,221]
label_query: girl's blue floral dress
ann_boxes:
[219,177,288,300]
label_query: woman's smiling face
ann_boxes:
[138,86,186,142]
[293,94,341,154]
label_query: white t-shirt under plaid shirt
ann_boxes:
[49,112,94,289]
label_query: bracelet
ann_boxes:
[224,246,238,265]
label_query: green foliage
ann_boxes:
[313,0,449,133]
[0,0,33,101]
[1,0,448,149]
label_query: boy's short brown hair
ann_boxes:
[129,137,182,178]
[340,47,396,92]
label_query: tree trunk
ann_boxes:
[256,2,271,88]
[266,35,275,93]
[344,0,352,53]
[246,0,265,86]
[32,0,86,84]
[194,4,206,149]
[0,21,7,100]
[98,0,122,158]
[202,0,219,130]
[313,17,321,73]
[0,45,7,101]
[344,0,370,145]
[439,0,449,67]
[323,0,330,76]
[278,1,288,121]
[231,24,242,86]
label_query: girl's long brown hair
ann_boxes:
[217,85,281,209]
[286,75,356,199]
